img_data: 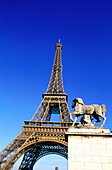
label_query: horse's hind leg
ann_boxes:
[100,117,106,127]
[93,119,101,125]
[92,111,101,125]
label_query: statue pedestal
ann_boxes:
[65,127,112,170]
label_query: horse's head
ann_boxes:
[72,98,83,108]
[76,98,84,105]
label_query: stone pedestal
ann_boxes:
[65,127,112,170]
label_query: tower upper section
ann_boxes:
[46,40,64,94]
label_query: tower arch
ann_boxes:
[19,140,68,169]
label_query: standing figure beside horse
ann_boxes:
[70,98,106,127]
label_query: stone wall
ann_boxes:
[66,128,112,170]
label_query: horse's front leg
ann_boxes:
[72,114,79,127]
[70,111,78,115]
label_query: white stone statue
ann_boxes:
[70,98,106,127]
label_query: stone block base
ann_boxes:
[66,127,112,170]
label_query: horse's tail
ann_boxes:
[101,104,106,115]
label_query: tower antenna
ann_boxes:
[59,39,60,43]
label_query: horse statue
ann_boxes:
[70,98,106,127]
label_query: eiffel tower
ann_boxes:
[0,40,73,169]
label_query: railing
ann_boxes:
[24,121,73,127]
[22,121,73,134]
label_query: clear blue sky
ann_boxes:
[0,0,112,169]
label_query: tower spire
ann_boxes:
[46,41,64,93]
[31,41,72,122]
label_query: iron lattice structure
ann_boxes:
[0,41,73,170]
